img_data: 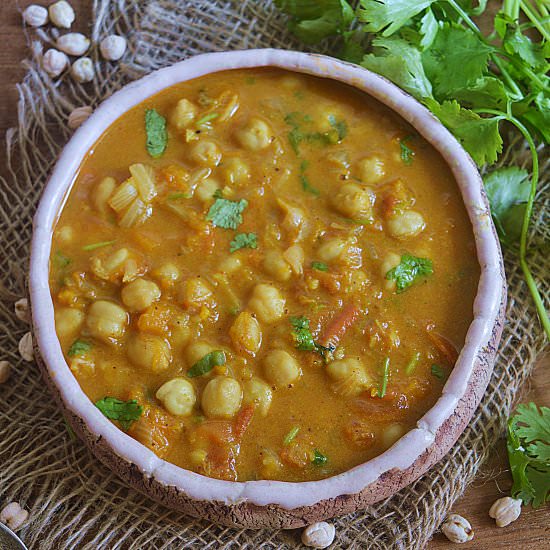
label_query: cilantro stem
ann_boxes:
[476,108,550,339]
[378,357,390,398]
[520,0,550,41]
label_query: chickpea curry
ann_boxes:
[50,68,479,482]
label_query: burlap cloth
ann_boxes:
[0,1,548,548]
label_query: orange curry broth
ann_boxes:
[49,68,479,482]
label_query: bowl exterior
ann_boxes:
[29,49,506,528]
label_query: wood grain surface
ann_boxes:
[1,1,548,548]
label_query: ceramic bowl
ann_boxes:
[30,49,506,528]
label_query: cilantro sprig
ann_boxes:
[230,232,257,253]
[290,316,334,360]
[206,198,248,229]
[145,109,168,158]
[507,402,550,507]
[95,397,143,430]
[386,254,433,292]
[275,0,550,338]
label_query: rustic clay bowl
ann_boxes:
[30,49,506,529]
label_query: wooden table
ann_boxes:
[1,1,548,548]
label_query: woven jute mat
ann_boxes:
[1,1,548,548]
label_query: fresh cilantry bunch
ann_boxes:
[275,0,550,338]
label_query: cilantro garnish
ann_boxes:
[95,397,143,430]
[82,240,116,251]
[54,251,71,269]
[311,261,329,272]
[328,114,348,141]
[299,159,320,196]
[377,357,390,398]
[386,254,433,292]
[68,340,92,357]
[187,350,226,378]
[290,316,334,360]
[145,108,168,158]
[507,403,550,507]
[312,449,328,465]
[206,198,248,229]
[431,364,446,380]
[284,425,300,445]
[230,233,258,253]
[196,112,219,126]
[399,135,415,165]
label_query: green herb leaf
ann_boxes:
[451,76,510,110]
[206,198,248,229]
[377,356,390,397]
[145,109,168,158]
[422,23,494,98]
[284,425,300,445]
[196,112,219,126]
[386,253,433,292]
[328,114,348,141]
[484,167,530,244]
[68,339,92,357]
[188,350,226,378]
[95,397,143,430]
[290,316,317,351]
[167,192,192,201]
[300,173,320,196]
[82,240,116,251]
[507,403,550,507]
[419,8,438,50]
[312,449,328,465]
[361,37,433,100]
[522,92,550,144]
[358,0,436,37]
[425,99,502,166]
[230,233,258,253]
[431,363,446,380]
[54,251,71,269]
[399,135,415,165]
[503,26,547,71]
[311,261,329,272]
[405,351,421,375]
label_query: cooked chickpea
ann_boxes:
[283,244,304,275]
[223,157,250,186]
[264,349,301,386]
[382,423,406,449]
[86,300,128,343]
[386,210,426,239]
[171,98,198,130]
[317,237,346,263]
[180,277,213,309]
[56,225,74,244]
[243,377,273,416]
[93,176,116,214]
[357,156,385,184]
[381,252,401,290]
[236,117,272,151]
[248,284,285,324]
[194,177,220,203]
[201,376,242,419]
[121,278,161,312]
[127,333,171,372]
[332,183,375,220]
[55,307,84,339]
[171,314,191,350]
[189,140,222,166]
[229,311,262,354]
[218,255,242,274]
[152,262,180,288]
[186,340,215,366]
[263,250,291,282]
[326,358,372,396]
[156,378,196,416]
[277,198,307,242]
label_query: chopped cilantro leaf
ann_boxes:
[328,114,348,141]
[213,188,224,199]
[82,240,116,251]
[431,364,446,380]
[167,192,192,200]
[230,233,258,253]
[187,351,226,378]
[54,251,71,269]
[300,174,320,196]
[206,198,248,229]
[95,397,142,430]
[377,356,390,398]
[145,109,168,158]
[290,316,317,351]
[68,340,92,357]
[311,261,329,272]
[386,254,433,292]
[405,351,421,375]
[399,135,415,165]
[312,449,328,465]
[196,112,219,126]
[284,425,300,445]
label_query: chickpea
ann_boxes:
[171,314,191,350]
[186,340,215,366]
[55,307,84,339]
[277,198,307,242]
[381,252,401,290]
[180,277,213,309]
[382,423,406,449]
[332,183,375,220]
[189,140,222,167]
[264,350,301,387]
[223,157,250,186]
[317,237,346,263]
[243,377,273,416]
[56,225,74,244]
[326,358,372,397]
[201,376,242,419]
[171,98,198,130]
[357,156,385,185]
[195,177,220,203]
[229,311,262,354]
[248,284,285,324]
[263,250,291,282]
[156,378,196,416]
[127,333,171,372]
[152,262,180,288]
[92,176,116,214]
[121,278,161,312]
[218,255,242,274]
[86,300,128,344]
[386,210,426,239]
[236,117,272,151]
[282,244,304,275]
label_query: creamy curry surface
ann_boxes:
[50,68,479,482]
